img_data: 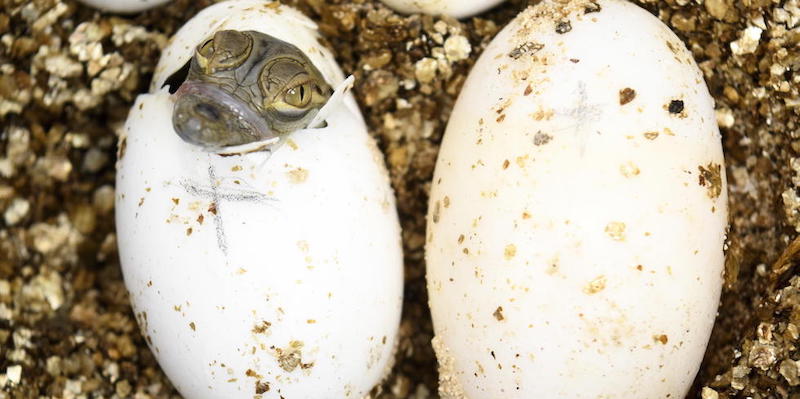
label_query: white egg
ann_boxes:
[379,0,506,19]
[426,0,727,398]
[115,1,404,398]
[78,0,171,13]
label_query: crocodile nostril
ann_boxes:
[185,116,202,132]
[195,102,222,121]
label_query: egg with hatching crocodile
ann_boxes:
[115,1,403,398]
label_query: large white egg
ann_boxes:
[426,0,727,398]
[115,1,404,398]
[379,0,506,19]
[78,0,171,14]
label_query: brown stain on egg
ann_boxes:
[255,380,270,394]
[619,88,636,105]
[555,20,572,34]
[524,84,533,96]
[534,131,552,146]
[245,369,262,379]
[644,131,659,140]
[546,255,560,275]
[666,40,679,54]
[275,340,311,372]
[668,99,684,113]
[504,244,517,260]
[698,163,723,199]
[508,42,545,60]
[493,306,505,321]
[583,275,607,294]
[252,321,272,334]
[532,107,554,121]
[605,222,626,241]
[287,167,309,183]
[620,162,640,178]
[516,155,530,168]
[432,200,441,223]
[666,99,687,118]
[117,135,127,161]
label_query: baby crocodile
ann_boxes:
[172,30,332,151]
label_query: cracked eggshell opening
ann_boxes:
[425,0,727,398]
[116,1,403,398]
[378,0,507,19]
[151,0,363,124]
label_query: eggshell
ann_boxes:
[379,0,506,19]
[78,0,171,13]
[425,0,728,398]
[115,1,403,398]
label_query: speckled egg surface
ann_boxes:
[426,0,728,398]
[115,1,403,398]
[78,0,171,13]
[378,0,506,19]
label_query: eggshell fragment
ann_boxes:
[426,0,728,398]
[77,0,171,14]
[379,0,506,19]
[115,1,403,398]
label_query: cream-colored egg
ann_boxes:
[115,1,403,398]
[78,0,171,13]
[379,0,506,19]
[426,0,727,398]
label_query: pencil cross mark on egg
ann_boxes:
[557,81,604,156]
[178,165,275,256]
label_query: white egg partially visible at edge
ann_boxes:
[78,0,171,14]
[115,1,404,398]
[426,0,728,398]
[379,0,506,19]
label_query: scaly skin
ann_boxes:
[172,30,332,151]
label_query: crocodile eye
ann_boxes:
[283,83,313,108]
